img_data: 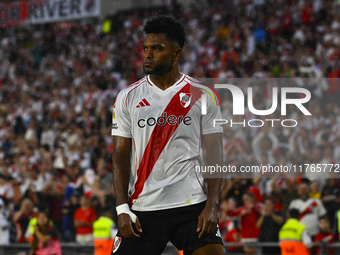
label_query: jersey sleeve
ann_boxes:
[111,91,132,138]
[202,90,223,135]
[302,230,312,248]
[316,199,327,217]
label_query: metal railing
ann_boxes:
[224,242,340,255]
[0,241,340,255]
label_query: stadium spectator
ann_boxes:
[96,159,112,194]
[256,197,283,255]
[40,125,55,152]
[313,217,334,255]
[28,211,62,255]
[309,181,321,199]
[13,199,35,243]
[321,178,340,227]
[80,175,106,210]
[62,193,79,242]
[271,190,283,212]
[93,211,117,255]
[89,196,103,217]
[221,179,252,207]
[289,183,327,237]
[227,193,261,254]
[73,195,96,243]
[0,173,14,202]
[19,164,50,205]
[252,128,279,165]
[223,219,243,254]
[41,172,64,236]
[219,198,237,239]
[25,206,53,244]
[279,209,312,255]
[0,198,10,244]
[275,177,298,219]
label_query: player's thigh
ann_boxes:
[192,243,224,255]
[112,212,170,255]
[169,208,223,255]
[111,229,169,255]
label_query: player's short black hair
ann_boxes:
[143,15,186,48]
[289,209,300,219]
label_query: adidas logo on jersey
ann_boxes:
[136,98,150,108]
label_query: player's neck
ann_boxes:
[149,67,182,91]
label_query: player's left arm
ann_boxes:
[197,132,223,238]
[196,88,223,238]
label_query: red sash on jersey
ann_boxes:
[298,201,318,220]
[129,84,203,207]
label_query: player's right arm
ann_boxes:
[112,90,142,238]
[112,136,142,238]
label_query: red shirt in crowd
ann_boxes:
[73,207,97,235]
[300,2,313,24]
[227,204,262,239]
[224,228,242,251]
[274,202,283,212]
[327,70,340,94]
[13,211,36,243]
[220,51,239,70]
[282,13,293,32]
[313,232,334,255]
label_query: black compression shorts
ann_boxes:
[111,201,223,255]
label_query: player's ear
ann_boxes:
[172,48,182,62]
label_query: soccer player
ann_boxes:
[111,15,224,255]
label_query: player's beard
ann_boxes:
[143,58,173,75]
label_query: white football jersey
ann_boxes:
[288,198,327,236]
[112,74,222,211]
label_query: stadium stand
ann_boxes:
[0,0,340,254]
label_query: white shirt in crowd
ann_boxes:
[289,198,327,236]
[0,199,9,244]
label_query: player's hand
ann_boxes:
[118,213,143,238]
[196,205,218,238]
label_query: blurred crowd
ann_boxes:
[0,0,339,253]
